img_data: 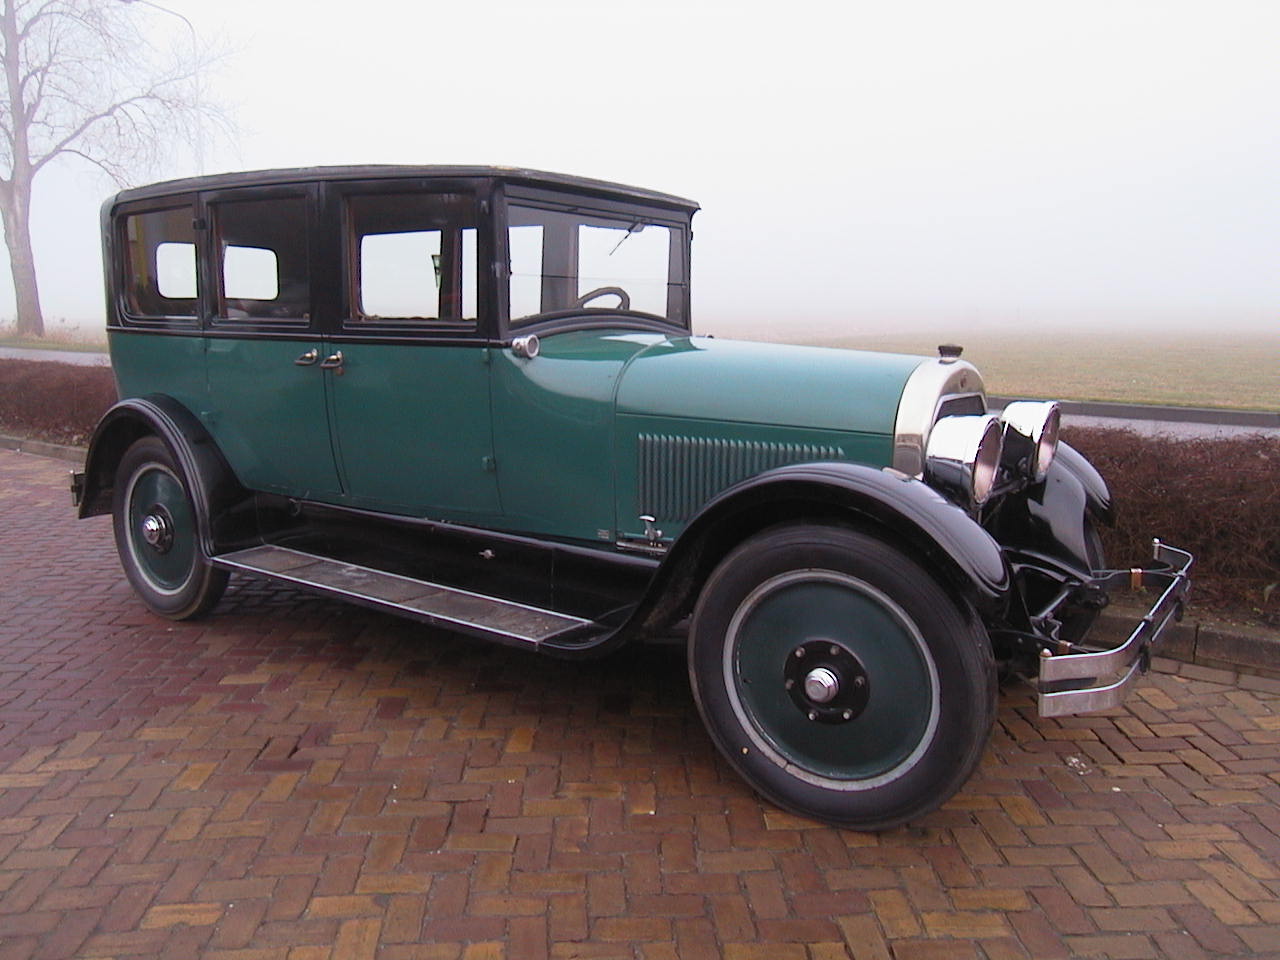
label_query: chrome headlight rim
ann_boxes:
[999,401,1061,483]
[924,414,1005,507]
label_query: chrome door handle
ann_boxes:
[319,350,344,371]
[294,349,318,366]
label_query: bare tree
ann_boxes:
[0,0,218,337]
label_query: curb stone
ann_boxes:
[0,432,86,464]
[5,431,1275,680]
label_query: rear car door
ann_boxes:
[201,184,343,497]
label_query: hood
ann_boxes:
[615,336,927,436]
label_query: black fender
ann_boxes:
[629,460,1011,638]
[78,396,248,556]
[992,442,1111,576]
[1053,441,1113,526]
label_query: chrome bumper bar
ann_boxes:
[1037,540,1194,717]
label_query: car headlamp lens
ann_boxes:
[924,414,1004,506]
[999,401,1061,483]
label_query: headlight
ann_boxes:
[999,401,1061,483]
[924,415,1004,506]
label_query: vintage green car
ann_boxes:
[74,165,1192,829]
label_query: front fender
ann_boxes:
[1054,441,1113,525]
[992,445,1107,576]
[631,460,1011,636]
[79,395,246,555]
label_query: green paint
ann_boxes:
[328,342,500,516]
[203,336,343,496]
[109,330,204,415]
[616,336,924,434]
[491,330,662,540]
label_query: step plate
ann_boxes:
[214,544,592,645]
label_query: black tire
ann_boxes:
[688,525,996,830]
[111,436,228,620]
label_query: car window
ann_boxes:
[121,206,199,322]
[345,192,477,325]
[507,204,678,326]
[213,195,311,322]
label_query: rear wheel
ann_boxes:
[689,525,995,830]
[112,437,228,620]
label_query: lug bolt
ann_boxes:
[830,644,840,656]
[854,676,865,688]
[843,709,853,720]
[795,648,806,658]
[784,679,794,690]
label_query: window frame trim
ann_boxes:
[496,183,693,338]
[326,177,496,341]
[201,183,321,334]
[111,194,204,329]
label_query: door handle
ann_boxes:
[319,350,344,373]
[294,349,318,366]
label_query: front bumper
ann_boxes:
[1037,540,1194,717]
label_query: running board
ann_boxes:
[213,544,597,646]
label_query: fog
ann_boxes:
[7,0,1278,339]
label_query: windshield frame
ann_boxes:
[497,183,693,338]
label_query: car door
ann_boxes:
[201,185,343,497]
[323,183,501,519]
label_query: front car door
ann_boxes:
[322,180,501,520]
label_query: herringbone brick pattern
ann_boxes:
[1,447,1278,959]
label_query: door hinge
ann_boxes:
[482,456,496,473]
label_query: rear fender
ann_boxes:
[79,396,247,555]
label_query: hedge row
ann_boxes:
[0,359,116,446]
[1,359,1275,623]
[1065,426,1278,624]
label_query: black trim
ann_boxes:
[505,313,686,339]
[110,165,699,214]
[109,325,205,339]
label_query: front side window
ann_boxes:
[213,195,310,322]
[121,206,198,321]
[507,204,683,327]
[346,192,477,325]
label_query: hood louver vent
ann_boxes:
[638,434,845,526]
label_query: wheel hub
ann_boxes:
[785,640,870,724]
[139,506,174,553]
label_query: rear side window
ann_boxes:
[121,206,199,321]
[212,195,311,322]
[345,192,477,326]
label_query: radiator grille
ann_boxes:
[638,434,845,524]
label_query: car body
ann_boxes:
[75,165,1192,829]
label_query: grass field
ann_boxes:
[744,324,1278,412]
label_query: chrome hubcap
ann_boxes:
[139,509,173,553]
[783,639,871,725]
[803,667,840,704]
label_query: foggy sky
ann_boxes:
[9,0,1279,337]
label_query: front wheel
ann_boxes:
[689,525,995,830]
[111,437,228,620]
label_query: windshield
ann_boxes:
[507,203,687,327]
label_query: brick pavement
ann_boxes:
[1,446,1278,959]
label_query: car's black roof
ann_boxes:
[109,165,700,213]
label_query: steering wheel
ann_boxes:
[573,286,630,310]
